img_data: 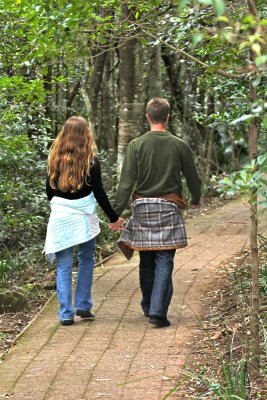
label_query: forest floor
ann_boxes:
[170,252,267,399]
[1,197,265,399]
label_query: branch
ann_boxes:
[216,69,247,80]
[247,0,258,17]
[67,80,81,107]
[142,28,248,80]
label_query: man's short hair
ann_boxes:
[146,97,170,124]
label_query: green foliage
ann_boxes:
[0,128,50,249]
[0,0,265,285]
[202,357,248,400]
[0,250,28,287]
[216,153,267,205]
[179,338,249,400]
[229,249,267,302]
[178,0,225,17]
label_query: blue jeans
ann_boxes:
[139,249,176,319]
[55,238,96,321]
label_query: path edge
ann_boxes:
[0,251,119,361]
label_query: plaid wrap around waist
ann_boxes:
[118,198,187,260]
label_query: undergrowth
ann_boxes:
[166,247,267,400]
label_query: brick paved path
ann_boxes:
[0,200,251,399]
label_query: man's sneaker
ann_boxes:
[149,316,170,328]
[76,310,95,319]
[60,319,74,326]
[144,312,149,317]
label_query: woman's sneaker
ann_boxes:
[60,319,74,326]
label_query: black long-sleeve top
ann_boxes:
[46,158,118,223]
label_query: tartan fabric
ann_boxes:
[118,198,187,260]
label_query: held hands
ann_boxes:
[109,217,124,231]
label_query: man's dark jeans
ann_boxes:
[139,249,176,319]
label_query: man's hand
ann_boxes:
[109,217,124,231]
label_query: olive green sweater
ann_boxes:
[113,131,201,216]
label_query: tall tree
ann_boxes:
[148,45,162,98]
[247,0,260,379]
[117,5,145,169]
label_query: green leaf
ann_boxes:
[257,153,267,165]
[255,55,267,66]
[192,32,203,45]
[177,0,191,12]
[252,76,261,87]
[242,14,255,25]
[216,16,228,23]
[212,0,225,16]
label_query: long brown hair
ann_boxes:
[48,116,97,192]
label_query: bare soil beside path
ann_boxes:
[0,199,252,400]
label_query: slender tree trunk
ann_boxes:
[204,95,215,179]
[101,52,117,189]
[249,61,260,379]
[247,0,260,379]
[43,64,53,122]
[89,52,107,144]
[161,50,183,118]
[148,45,162,98]
[162,51,201,147]
[80,60,93,129]
[66,80,80,119]
[231,134,241,171]
[179,65,202,152]
[196,87,206,144]
[117,6,144,169]
[54,59,60,136]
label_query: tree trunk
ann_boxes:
[162,51,201,149]
[247,0,260,380]
[89,52,107,144]
[66,80,80,119]
[80,60,92,128]
[100,52,117,189]
[161,50,183,119]
[117,6,144,169]
[148,45,162,99]
[248,65,260,380]
[54,59,60,136]
[204,94,215,180]
[181,65,204,153]
[43,64,53,122]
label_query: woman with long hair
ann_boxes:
[44,116,123,325]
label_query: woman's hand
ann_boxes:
[109,217,124,231]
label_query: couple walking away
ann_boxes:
[44,97,201,328]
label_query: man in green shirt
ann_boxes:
[112,97,201,327]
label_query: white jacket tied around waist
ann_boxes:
[44,193,100,263]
